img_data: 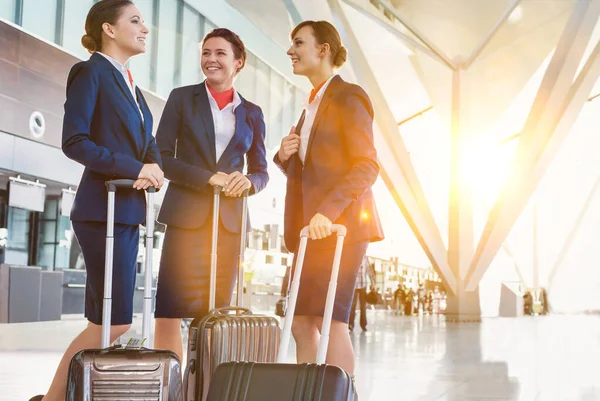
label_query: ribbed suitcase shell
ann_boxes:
[185,311,279,401]
[205,225,356,401]
[66,346,182,401]
[206,362,354,401]
[65,181,183,401]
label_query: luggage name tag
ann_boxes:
[123,337,147,349]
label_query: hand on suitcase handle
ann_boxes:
[300,224,346,237]
[213,186,249,198]
[105,179,158,192]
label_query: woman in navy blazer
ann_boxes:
[275,21,384,376]
[30,2,164,401]
[153,28,268,360]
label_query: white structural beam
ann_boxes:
[465,0,600,290]
[548,175,600,291]
[378,166,456,293]
[464,0,523,69]
[327,0,456,293]
[339,0,449,67]
[375,0,456,70]
[282,0,302,25]
[533,203,539,288]
[448,66,474,283]
[499,243,529,290]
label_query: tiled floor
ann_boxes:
[1,311,600,400]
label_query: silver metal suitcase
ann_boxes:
[184,186,280,401]
[66,179,183,401]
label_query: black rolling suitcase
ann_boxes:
[206,225,357,401]
[184,186,280,401]
[66,179,182,401]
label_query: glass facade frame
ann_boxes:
[4,0,306,270]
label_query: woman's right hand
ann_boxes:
[208,172,229,188]
[277,126,300,163]
[137,163,164,189]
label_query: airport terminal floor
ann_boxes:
[2,310,600,401]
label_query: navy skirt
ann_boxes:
[72,221,139,326]
[292,240,368,323]
[155,220,241,319]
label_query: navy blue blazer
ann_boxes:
[156,82,268,233]
[62,52,161,226]
[274,76,384,251]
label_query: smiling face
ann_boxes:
[102,4,148,56]
[201,37,243,87]
[287,25,329,77]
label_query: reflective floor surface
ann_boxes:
[1,311,599,400]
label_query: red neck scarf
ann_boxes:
[309,80,327,104]
[207,84,235,110]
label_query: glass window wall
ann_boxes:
[155,0,179,97]
[282,81,295,140]
[268,71,285,151]
[236,52,256,102]
[180,4,203,87]
[0,0,16,22]
[5,207,31,266]
[255,57,271,137]
[21,0,59,43]
[62,0,95,61]
[35,197,71,269]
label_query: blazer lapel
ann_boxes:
[136,87,152,134]
[217,102,248,168]
[290,109,306,170]
[193,82,217,166]
[111,69,143,123]
[304,76,342,164]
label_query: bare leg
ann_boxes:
[291,315,320,363]
[292,316,355,374]
[41,322,130,401]
[154,318,184,362]
[322,319,355,374]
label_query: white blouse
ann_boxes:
[205,85,242,162]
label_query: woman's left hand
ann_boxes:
[224,171,251,197]
[308,213,332,240]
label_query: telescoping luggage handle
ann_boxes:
[209,185,249,312]
[103,179,156,349]
[277,225,347,364]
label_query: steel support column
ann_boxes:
[465,0,600,290]
[533,203,539,289]
[445,65,480,320]
[448,66,473,282]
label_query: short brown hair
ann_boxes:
[291,21,347,68]
[81,0,133,53]
[202,28,247,73]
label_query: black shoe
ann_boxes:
[29,396,44,401]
